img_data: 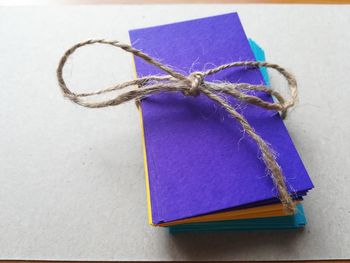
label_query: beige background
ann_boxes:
[0,4,349,261]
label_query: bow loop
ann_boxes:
[57,39,298,214]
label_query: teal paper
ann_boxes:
[168,204,307,232]
[248,39,270,86]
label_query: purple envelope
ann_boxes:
[129,13,313,224]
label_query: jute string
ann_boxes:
[57,39,298,214]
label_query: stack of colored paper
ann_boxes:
[129,12,314,232]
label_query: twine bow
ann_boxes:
[57,39,298,214]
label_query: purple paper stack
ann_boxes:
[129,12,313,232]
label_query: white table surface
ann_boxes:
[0,4,350,261]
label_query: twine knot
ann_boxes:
[184,72,204,97]
[57,39,298,214]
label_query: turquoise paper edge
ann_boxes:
[248,39,270,86]
[168,204,306,232]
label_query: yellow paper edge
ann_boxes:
[138,105,154,225]
[157,201,299,227]
[131,55,153,226]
